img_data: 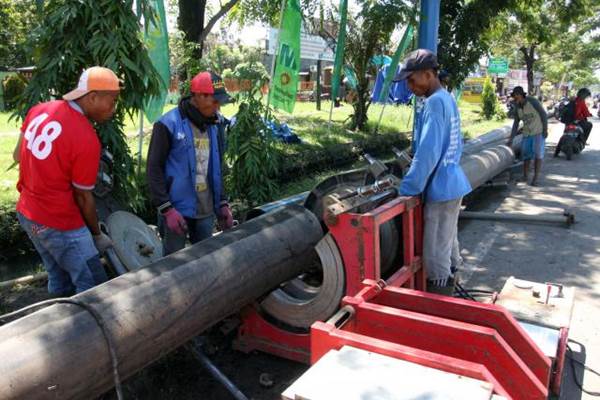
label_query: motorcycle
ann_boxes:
[552,97,570,119]
[554,122,586,160]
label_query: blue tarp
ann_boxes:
[230,115,302,144]
[264,119,302,144]
[371,65,413,105]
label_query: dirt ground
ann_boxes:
[1,116,599,399]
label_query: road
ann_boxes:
[459,115,600,399]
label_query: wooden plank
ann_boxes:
[282,346,494,400]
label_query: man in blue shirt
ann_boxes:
[395,49,472,295]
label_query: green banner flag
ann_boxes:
[331,0,348,102]
[144,0,170,123]
[269,0,302,113]
[378,24,414,103]
[343,65,358,90]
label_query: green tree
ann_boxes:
[346,0,413,131]
[437,0,516,90]
[177,0,240,58]
[227,0,319,27]
[536,2,600,89]
[16,0,162,210]
[315,0,412,131]
[488,0,595,92]
[0,0,38,68]
[210,45,243,75]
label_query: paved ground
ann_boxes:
[459,116,600,399]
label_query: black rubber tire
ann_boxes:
[259,234,345,329]
[565,144,573,160]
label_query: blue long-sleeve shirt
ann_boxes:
[400,88,472,202]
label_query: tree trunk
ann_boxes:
[351,82,370,131]
[178,0,206,58]
[350,55,373,132]
[198,0,239,46]
[520,45,536,95]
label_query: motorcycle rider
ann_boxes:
[574,88,593,143]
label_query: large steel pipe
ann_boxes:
[463,126,511,154]
[0,205,322,400]
[461,144,515,190]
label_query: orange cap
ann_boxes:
[63,66,121,101]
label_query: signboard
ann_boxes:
[488,57,509,74]
[268,28,335,61]
[461,77,486,104]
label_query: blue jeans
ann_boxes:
[158,214,215,255]
[17,212,108,295]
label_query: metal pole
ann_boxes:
[316,59,322,111]
[412,0,441,149]
[136,111,144,176]
[188,338,249,400]
[459,210,575,226]
[328,96,335,130]
[417,0,440,53]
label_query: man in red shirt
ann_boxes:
[13,66,120,296]
[574,88,593,143]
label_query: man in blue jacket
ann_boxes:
[396,50,472,295]
[147,71,234,255]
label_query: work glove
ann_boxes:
[218,204,234,231]
[93,233,113,254]
[164,207,188,236]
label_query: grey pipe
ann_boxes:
[461,144,516,190]
[460,210,575,226]
[463,126,511,154]
[0,205,323,400]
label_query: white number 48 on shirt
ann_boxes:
[23,113,63,160]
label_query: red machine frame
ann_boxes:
[235,195,567,399]
[235,195,425,362]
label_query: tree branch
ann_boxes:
[198,0,239,45]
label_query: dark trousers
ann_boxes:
[158,214,215,255]
[579,120,593,143]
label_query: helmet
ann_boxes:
[577,88,591,99]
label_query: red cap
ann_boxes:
[190,71,232,104]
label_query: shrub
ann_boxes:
[2,75,26,111]
[226,84,278,207]
[0,203,34,257]
[481,77,498,120]
[494,102,507,121]
[232,61,269,90]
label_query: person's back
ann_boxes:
[517,96,545,136]
[575,97,591,121]
[17,100,100,231]
[574,88,593,142]
[402,88,471,202]
[14,66,120,296]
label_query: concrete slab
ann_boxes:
[458,116,600,399]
